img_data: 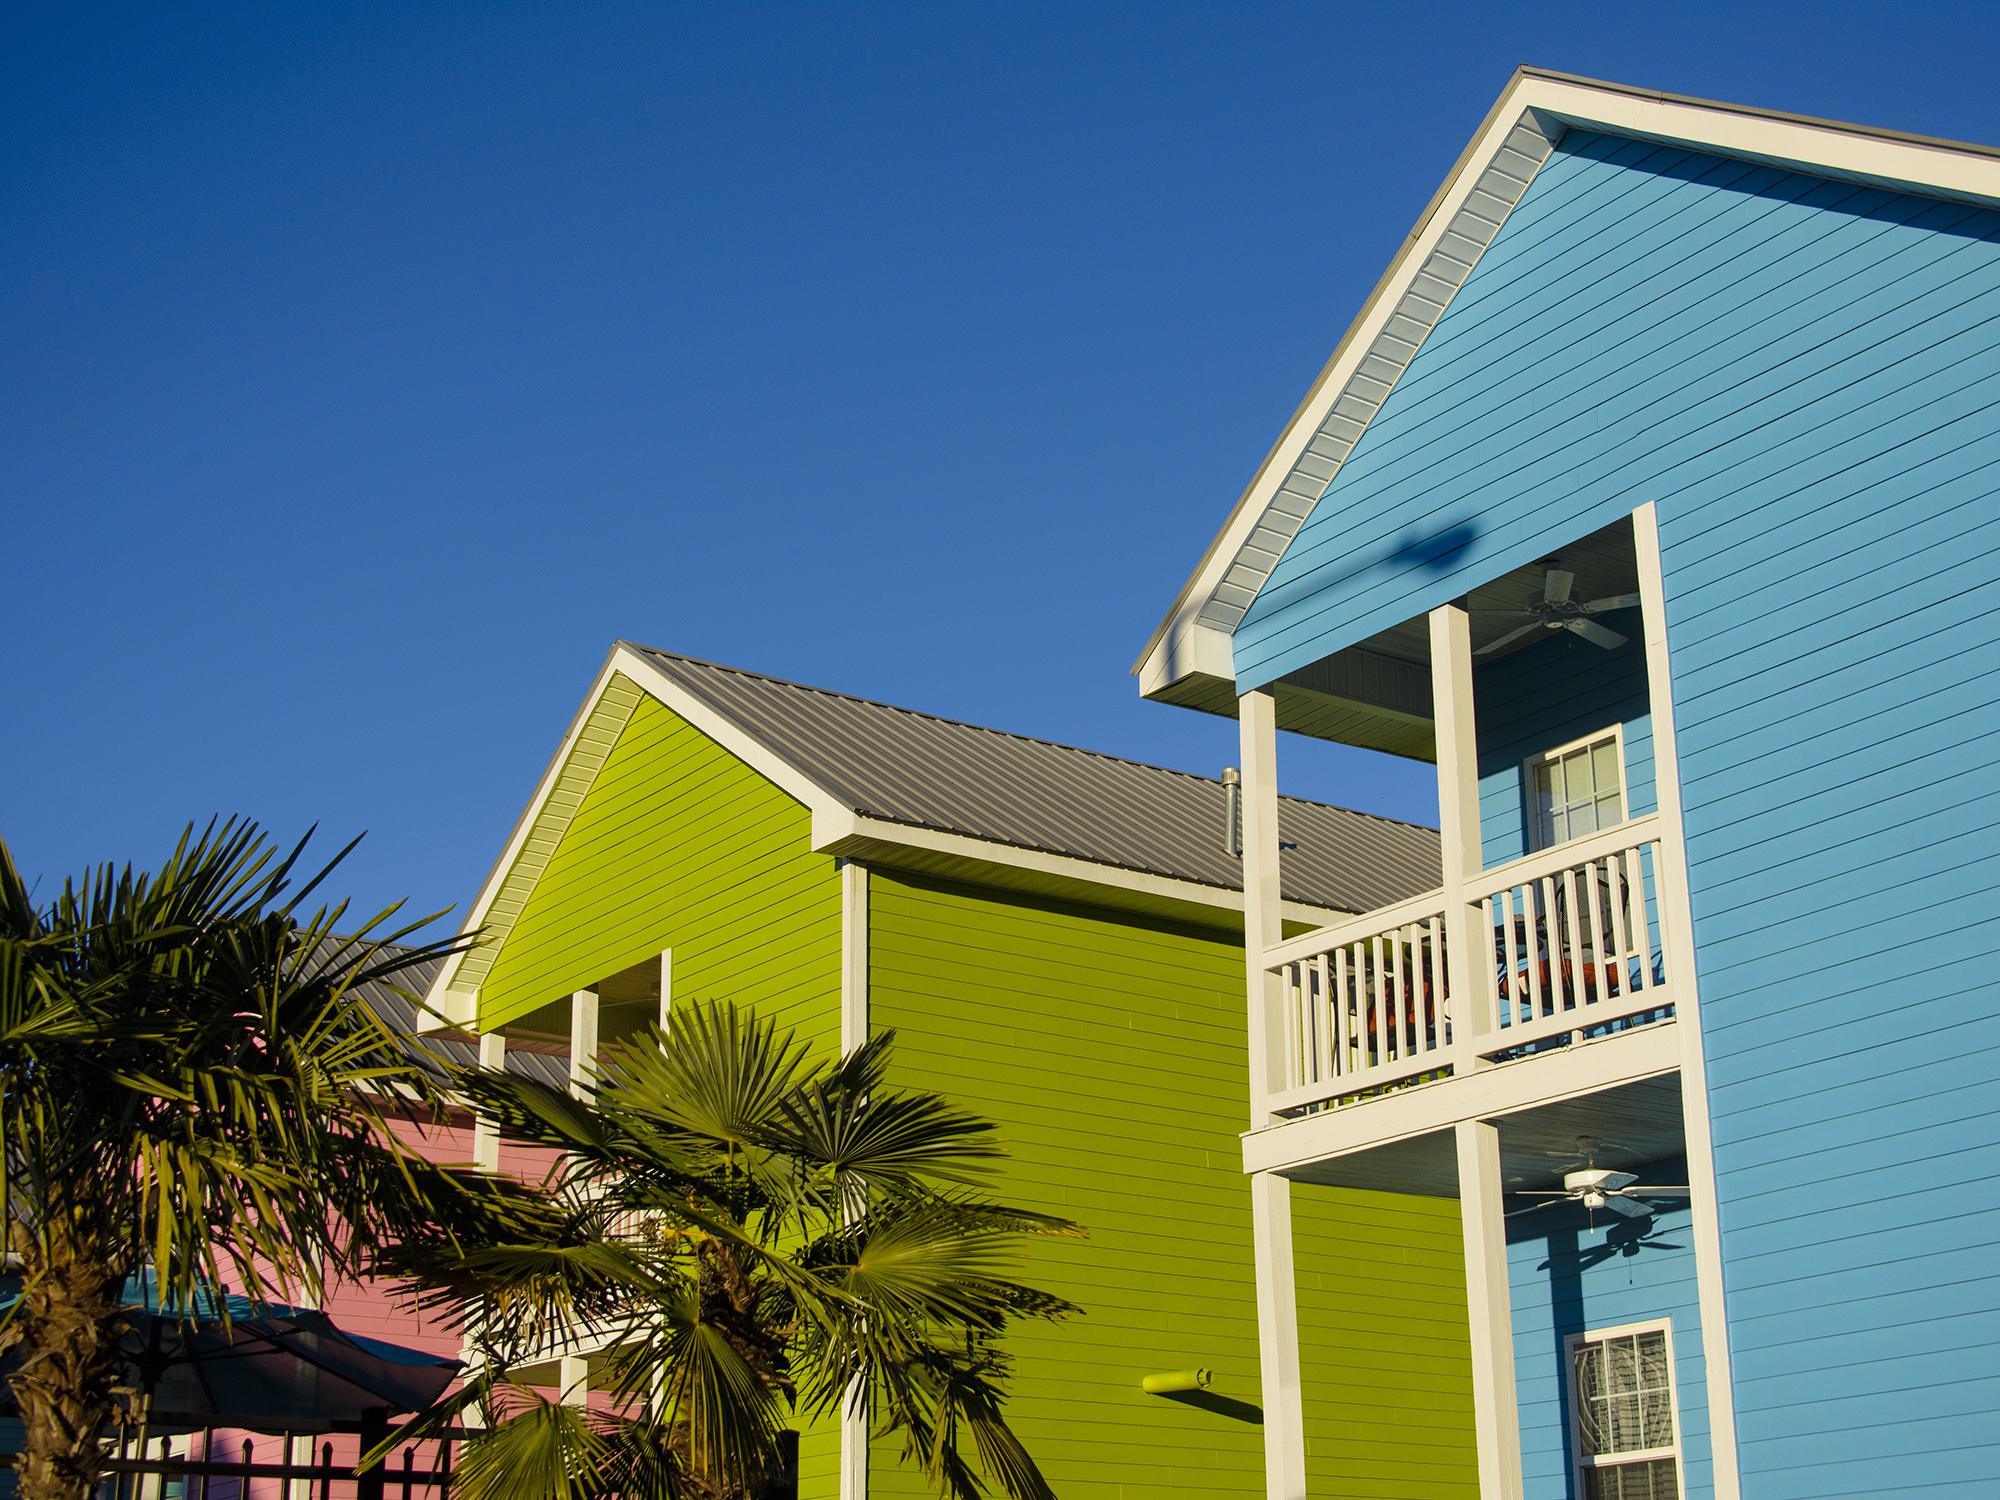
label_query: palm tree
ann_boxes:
[386,1001,1080,1500]
[0,820,538,1500]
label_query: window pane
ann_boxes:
[1593,739,1621,804]
[1584,1458,1679,1500]
[1642,1391,1675,1449]
[1531,731,1622,850]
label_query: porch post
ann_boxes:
[560,1354,590,1408]
[1428,604,1484,1050]
[1239,687,1286,1121]
[1633,501,1742,1498]
[473,1030,506,1174]
[1239,688,1307,1500]
[839,862,870,1500]
[1250,1172,1308,1500]
[1455,1119,1523,1500]
[570,988,600,1098]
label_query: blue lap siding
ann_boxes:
[1232,128,2000,1495]
[1507,1162,1710,1500]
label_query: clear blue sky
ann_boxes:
[8,2,1999,926]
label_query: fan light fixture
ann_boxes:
[1508,1137,1690,1222]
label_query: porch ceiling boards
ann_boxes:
[1283,1072,1685,1197]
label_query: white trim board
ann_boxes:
[426,645,1362,1027]
[1134,67,2000,706]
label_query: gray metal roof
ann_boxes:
[362,948,570,1087]
[624,644,1440,914]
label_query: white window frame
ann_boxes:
[1564,1317,1686,1500]
[1523,724,1630,852]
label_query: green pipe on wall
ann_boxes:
[1141,1369,1212,1395]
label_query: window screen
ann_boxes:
[1573,1326,1679,1500]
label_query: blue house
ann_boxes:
[1136,69,2000,1500]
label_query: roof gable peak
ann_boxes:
[1136,68,2000,707]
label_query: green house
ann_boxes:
[423,642,1478,1498]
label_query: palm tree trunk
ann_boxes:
[5,1247,127,1500]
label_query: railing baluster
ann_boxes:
[1370,932,1389,1063]
[1313,951,1334,1085]
[1282,961,1304,1088]
[1429,912,1448,1044]
[1331,945,1349,1076]
[1389,926,1408,1059]
[1585,854,1610,1004]
[1525,879,1547,1021]
[1626,845,1652,989]
[1559,865,1584,1011]
[1606,845,1633,993]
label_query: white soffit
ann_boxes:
[1135,67,2000,702]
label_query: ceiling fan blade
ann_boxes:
[1476,621,1546,657]
[1602,1194,1651,1219]
[1468,607,1543,617]
[1510,1190,1575,1198]
[1599,1171,1638,1192]
[1507,1201,1569,1219]
[1623,1186,1691,1197]
[1543,567,1575,605]
[1566,618,1627,651]
[1581,592,1641,614]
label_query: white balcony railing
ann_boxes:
[1266,815,1677,1116]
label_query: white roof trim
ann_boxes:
[426,646,1356,1026]
[1136,67,2000,701]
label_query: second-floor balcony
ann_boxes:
[1231,509,1702,1154]
[1262,813,1679,1119]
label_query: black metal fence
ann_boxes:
[0,1424,467,1500]
[98,1429,460,1500]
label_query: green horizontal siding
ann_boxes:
[1293,1182,1478,1498]
[864,870,1475,1499]
[476,694,842,1055]
[472,691,845,1489]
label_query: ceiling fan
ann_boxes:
[1475,560,1640,656]
[1508,1136,1689,1221]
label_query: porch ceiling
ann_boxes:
[1285,1072,1685,1197]
[1244,518,1640,760]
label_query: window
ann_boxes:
[1569,1323,1683,1500]
[1527,728,1625,850]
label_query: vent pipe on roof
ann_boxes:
[1222,767,1242,858]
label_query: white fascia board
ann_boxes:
[1241,1021,1679,1177]
[1523,69,2000,207]
[818,811,1350,930]
[1133,71,1548,699]
[608,646,852,827]
[1134,68,2000,701]
[422,644,853,1030]
[1136,619,1236,701]
[422,649,630,1026]
[427,642,1354,1027]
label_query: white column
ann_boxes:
[658,949,673,1032]
[560,1354,590,1408]
[473,1031,507,1174]
[1456,1119,1523,1500]
[1239,690,1306,1500]
[1429,604,1485,1050]
[839,859,871,1500]
[570,988,600,1099]
[1633,501,1741,1499]
[1238,688,1286,1121]
[841,862,870,1057]
[1250,1172,1308,1500]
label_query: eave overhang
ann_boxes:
[1134,66,2000,717]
